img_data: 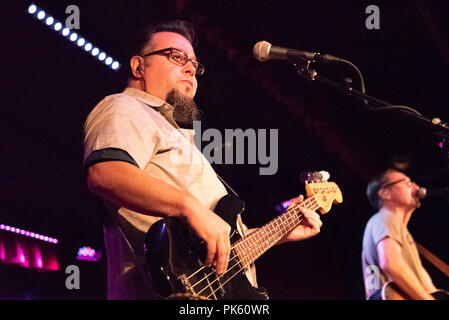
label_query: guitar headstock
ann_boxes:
[302,171,343,214]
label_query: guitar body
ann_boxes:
[381,281,449,300]
[144,195,269,300]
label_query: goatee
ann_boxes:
[166,89,202,129]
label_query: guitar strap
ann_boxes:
[215,173,246,234]
[416,242,449,278]
[216,173,259,288]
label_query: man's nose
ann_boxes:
[183,60,197,76]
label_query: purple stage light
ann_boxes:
[0,223,59,244]
[77,246,101,261]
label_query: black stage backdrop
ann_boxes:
[1,0,449,300]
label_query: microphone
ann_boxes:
[418,187,449,200]
[253,41,342,63]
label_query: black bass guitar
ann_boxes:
[144,176,342,300]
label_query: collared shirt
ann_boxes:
[83,87,229,299]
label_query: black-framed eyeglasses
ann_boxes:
[380,178,413,189]
[140,47,205,76]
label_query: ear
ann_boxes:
[130,56,144,79]
[378,188,390,202]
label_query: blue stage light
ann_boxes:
[54,22,62,31]
[26,3,121,71]
[69,32,78,42]
[111,61,120,70]
[28,4,37,14]
[45,16,54,26]
[37,10,45,20]
[77,38,85,47]
[62,27,70,37]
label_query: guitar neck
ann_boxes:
[232,195,320,268]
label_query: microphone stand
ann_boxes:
[291,56,449,143]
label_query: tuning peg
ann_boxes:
[312,171,323,181]
[300,170,331,183]
[299,171,314,184]
[319,171,330,181]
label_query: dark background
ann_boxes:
[1,0,449,300]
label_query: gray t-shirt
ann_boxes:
[361,208,425,299]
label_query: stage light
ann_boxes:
[26,3,121,71]
[77,246,101,261]
[69,32,78,42]
[45,16,54,26]
[28,4,37,14]
[0,223,59,244]
[111,61,120,70]
[37,10,45,20]
[54,22,62,31]
[62,27,70,37]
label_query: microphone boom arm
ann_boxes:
[292,59,449,140]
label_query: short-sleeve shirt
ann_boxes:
[83,87,228,299]
[361,208,425,299]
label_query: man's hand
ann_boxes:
[279,195,322,243]
[183,200,231,275]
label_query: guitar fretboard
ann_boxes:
[232,195,320,268]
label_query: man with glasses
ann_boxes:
[362,169,437,299]
[82,20,322,299]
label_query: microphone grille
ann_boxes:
[253,41,272,61]
[418,187,427,199]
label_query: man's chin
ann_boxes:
[414,199,421,208]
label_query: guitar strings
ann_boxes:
[203,200,322,298]
[204,198,322,298]
[188,197,319,294]
[202,216,308,299]
[185,197,317,285]
[188,197,320,297]
[204,219,312,298]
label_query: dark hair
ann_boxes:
[126,20,197,79]
[366,168,399,210]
